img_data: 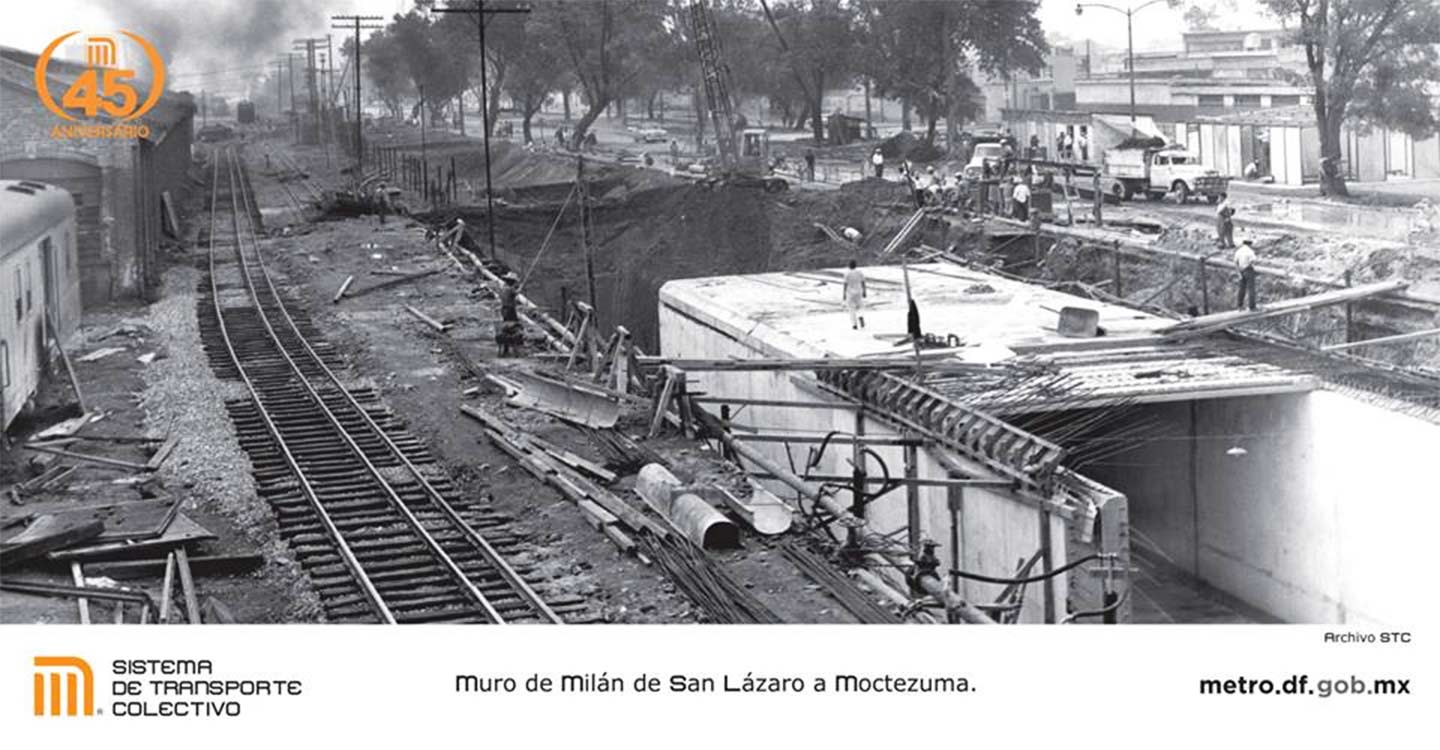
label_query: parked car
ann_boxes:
[963,142,1006,179]
[633,127,668,143]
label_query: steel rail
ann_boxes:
[221,148,511,624]
[228,147,560,623]
[205,148,397,624]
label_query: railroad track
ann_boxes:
[264,147,325,220]
[199,146,570,624]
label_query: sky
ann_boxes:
[1,0,1281,98]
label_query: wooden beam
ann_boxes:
[403,304,450,332]
[145,437,180,471]
[1322,326,1440,352]
[175,548,203,624]
[332,274,355,303]
[70,562,90,625]
[635,355,1004,373]
[1158,280,1410,338]
[0,518,104,565]
[23,444,151,471]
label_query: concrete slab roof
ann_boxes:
[659,262,1318,407]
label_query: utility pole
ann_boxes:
[430,1,531,259]
[332,14,384,176]
[273,58,285,120]
[1076,0,1166,124]
[419,83,427,205]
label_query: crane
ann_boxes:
[688,0,787,192]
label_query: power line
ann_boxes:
[331,14,385,175]
[430,1,532,260]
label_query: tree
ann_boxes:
[763,0,859,142]
[498,14,567,143]
[860,0,1047,150]
[390,11,470,125]
[358,29,414,119]
[1258,0,1440,196]
[534,0,668,146]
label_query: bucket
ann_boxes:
[1057,306,1100,338]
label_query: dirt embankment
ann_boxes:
[426,165,952,350]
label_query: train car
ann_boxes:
[0,179,81,432]
[237,100,256,124]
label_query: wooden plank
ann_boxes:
[85,553,263,580]
[175,548,202,624]
[648,369,678,438]
[345,268,441,299]
[1159,280,1410,338]
[46,309,86,413]
[47,513,215,561]
[145,437,180,471]
[23,444,151,471]
[158,552,176,624]
[70,562,91,624]
[634,355,1003,372]
[332,275,355,303]
[403,304,450,332]
[0,518,104,565]
[160,190,180,237]
[1322,326,1440,351]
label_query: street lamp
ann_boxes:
[1075,0,1168,123]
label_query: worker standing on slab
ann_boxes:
[1234,239,1259,311]
[1216,193,1236,248]
[843,260,867,330]
[872,148,885,178]
[1012,178,1031,222]
[805,149,816,182]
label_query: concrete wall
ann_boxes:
[658,297,1070,622]
[1309,391,1436,627]
[1079,391,1434,625]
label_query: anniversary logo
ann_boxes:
[34,30,165,139]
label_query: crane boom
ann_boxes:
[689,0,738,171]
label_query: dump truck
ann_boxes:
[1102,146,1228,203]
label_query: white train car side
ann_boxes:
[1,179,81,432]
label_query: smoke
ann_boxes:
[109,0,330,93]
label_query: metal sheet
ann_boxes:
[489,371,622,428]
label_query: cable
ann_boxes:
[517,181,579,291]
[949,553,1102,586]
[1062,589,1131,624]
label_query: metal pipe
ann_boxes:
[700,407,994,624]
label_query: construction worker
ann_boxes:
[1012,177,1031,222]
[804,149,816,182]
[669,138,680,166]
[374,181,390,225]
[1078,130,1089,162]
[843,260,867,330]
[1234,239,1259,311]
[1216,193,1236,248]
[872,148,885,178]
[500,273,520,322]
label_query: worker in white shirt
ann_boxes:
[871,148,885,179]
[1012,179,1032,221]
[843,260,867,329]
[1234,239,1258,311]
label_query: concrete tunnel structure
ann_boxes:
[658,262,1436,625]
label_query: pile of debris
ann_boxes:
[2,415,257,624]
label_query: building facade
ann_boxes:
[0,46,194,305]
